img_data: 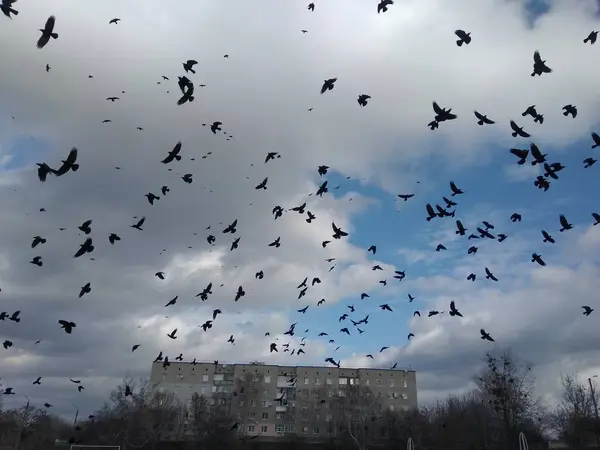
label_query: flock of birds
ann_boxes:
[0,0,599,431]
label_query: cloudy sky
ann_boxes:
[1,0,600,420]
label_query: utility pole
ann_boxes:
[71,403,80,428]
[588,377,600,448]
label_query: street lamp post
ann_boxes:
[589,376,600,419]
[71,403,80,428]
[588,376,599,448]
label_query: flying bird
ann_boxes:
[0,0,18,18]
[455,29,471,46]
[37,16,58,49]
[357,94,371,107]
[558,214,573,232]
[211,121,222,134]
[183,60,198,74]
[480,329,494,342]
[562,104,577,118]
[474,111,495,125]
[162,142,183,164]
[510,120,530,138]
[531,51,552,76]
[54,148,79,176]
[377,0,394,13]
[320,78,337,94]
[584,31,598,44]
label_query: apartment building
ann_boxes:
[149,360,418,440]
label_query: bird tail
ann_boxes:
[477,120,483,125]
[426,217,432,222]
[456,40,463,47]
[72,164,79,172]
[175,155,182,161]
[189,96,194,102]
[10,8,17,15]
[584,38,589,43]
[592,144,599,149]
[51,33,58,39]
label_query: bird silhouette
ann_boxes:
[455,29,471,46]
[37,16,58,49]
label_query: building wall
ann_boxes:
[149,361,418,439]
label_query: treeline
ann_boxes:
[1,350,599,450]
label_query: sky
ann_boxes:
[1,0,600,421]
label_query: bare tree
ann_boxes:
[0,401,68,450]
[330,383,383,450]
[79,377,181,448]
[474,351,545,450]
[553,373,600,449]
[187,391,235,446]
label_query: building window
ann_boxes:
[262,400,270,407]
[314,377,321,385]
[261,425,268,433]
[401,393,408,400]
[276,425,284,435]
[214,374,224,381]
[304,377,309,385]
[262,412,269,419]
[212,386,217,393]
[364,379,369,386]
[326,414,332,422]
[250,400,256,407]
[326,378,332,385]
[313,389,320,397]
[264,375,271,383]
[286,424,295,433]
[202,375,209,382]
[248,425,255,432]
[338,378,347,385]
[315,414,320,421]
[376,379,382,386]
[389,380,394,387]
[248,412,255,419]
[313,426,320,434]
[403,381,408,388]
[201,386,208,394]
[276,412,284,419]
[302,426,308,434]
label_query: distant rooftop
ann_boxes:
[152,359,415,372]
